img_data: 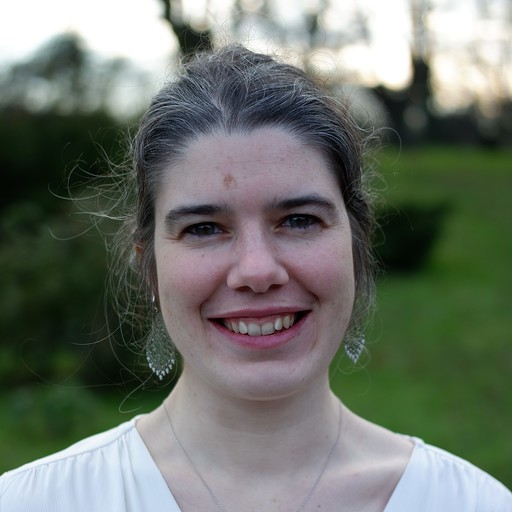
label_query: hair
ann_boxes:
[117,43,376,348]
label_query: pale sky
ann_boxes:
[0,0,509,114]
[0,0,412,84]
[0,0,174,71]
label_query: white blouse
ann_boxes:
[1,417,510,512]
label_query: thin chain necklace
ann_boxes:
[163,401,342,512]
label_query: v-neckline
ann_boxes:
[131,416,421,512]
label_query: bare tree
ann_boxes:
[0,33,140,116]
[158,0,213,57]
[153,0,511,144]
[471,0,512,143]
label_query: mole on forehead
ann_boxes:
[223,174,236,188]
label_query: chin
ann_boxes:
[211,358,329,402]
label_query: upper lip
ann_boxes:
[208,307,310,320]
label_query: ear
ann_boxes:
[134,242,144,257]
[131,242,144,273]
[133,243,158,298]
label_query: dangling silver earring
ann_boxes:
[146,297,176,380]
[343,327,366,363]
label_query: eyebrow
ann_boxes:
[164,203,232,228]
[267,194,339,214]
[164,194,339,228]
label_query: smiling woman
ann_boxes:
[152,128,355,400]
[1,44,510,512]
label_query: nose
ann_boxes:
[226,227,289,293]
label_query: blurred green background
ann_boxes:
[1,0,511,491]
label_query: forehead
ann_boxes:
[156,128,342,206]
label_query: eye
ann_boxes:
[281,214,320,230]
[183,222,223,238]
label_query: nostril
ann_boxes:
[226,257,289,293]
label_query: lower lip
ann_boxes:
[211,314,308,350]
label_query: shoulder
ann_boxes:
[2,417,138,476]
[386,437,512,512]
[0,418,149,512]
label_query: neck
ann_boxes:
[165,370,341,476]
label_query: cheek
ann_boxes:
[302,242,355,300]
[156,249,224,313]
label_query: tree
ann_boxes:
[158,0,213,57]
[0,32,147,116]
[0,35,138,387]
[154,0,511,146]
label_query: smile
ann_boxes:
[220,313,306,336]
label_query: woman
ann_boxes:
[1,45,510,512]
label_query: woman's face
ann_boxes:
[153,127,355,400]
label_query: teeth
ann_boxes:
[261,322,275,335]
[224,314,297,336]
[248,323,261,336]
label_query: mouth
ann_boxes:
[214,312,308,337]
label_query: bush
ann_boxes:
[374,202,451,272]
[5,385,103,440]
[0,203,132,386]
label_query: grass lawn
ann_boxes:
[332,145,512,486]
[2,146,511,488]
